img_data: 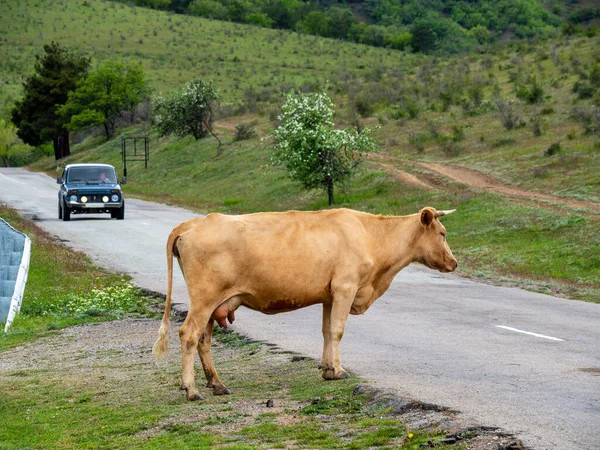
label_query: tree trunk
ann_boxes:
[52,133,71,160]
[62,132,71,159]
[326,151,335,205]
[53,136,60,161]
[204,120,222,156]
[52,131,71,161]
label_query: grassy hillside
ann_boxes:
[2,0,600,302]
[0,0,424,118]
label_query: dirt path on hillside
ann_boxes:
[373,162,436,190]
[420,162,600,213]
[366,153,600,214]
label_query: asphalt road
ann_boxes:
[1,167,598,450]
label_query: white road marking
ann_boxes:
[0,172,26,184]
[495,325,564,341]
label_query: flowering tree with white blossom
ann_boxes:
[272,91,375,205]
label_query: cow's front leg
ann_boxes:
[321,286,355,380]
[179,310,210,401]
[198,319,231,396]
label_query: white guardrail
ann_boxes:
[1,218,31,332]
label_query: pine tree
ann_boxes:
[11,42,89,160]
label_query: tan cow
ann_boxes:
[153,207,457,401]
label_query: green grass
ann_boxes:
[443,195,600,300]
[0,321,470,449]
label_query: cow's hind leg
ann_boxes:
[321,284,356,380]
[198,319,231,396]
[179,309,211,401]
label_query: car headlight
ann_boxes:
[102,195,109,203]
[81,196,88,203]
[111,194,119,202]
[69,195,77,202]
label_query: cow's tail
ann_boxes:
[152,226,181,358]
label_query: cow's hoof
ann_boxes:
[322,368,350,380]
[212,385,232,396]
[185,388,204,401]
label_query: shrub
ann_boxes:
[530,115,544,136]
[408,132,427,153]
[541,106,555,115]
[438,136,461,157]
[353,94,376,117]
[544,142,562,157]
[393,95,421,120]
[571,106,600,135]
[452,125,466,141]
[516,75,545,104]
[466,77,486,107]
[427,120,440,139]
[494,97,522,130]
[234,122,258,141]
[572,80,596,99]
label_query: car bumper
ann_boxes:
[66,201,123,209]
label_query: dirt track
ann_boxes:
[367,154,600,214]
[419,162,600,213]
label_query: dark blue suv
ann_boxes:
[57,164,125,221]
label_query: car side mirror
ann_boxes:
[121,176,127,185]
[56,176,63,184]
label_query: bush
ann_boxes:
[451,125,466,141]
[408,132,427,153]
[234,122,258,141]
[516,75,545,104]
[541,106,555,115]
[391,95,421,120]
[530,115,544,136]
[494,97,522,130]
[571,106,600,135]
[438,136,461,157]
[572,80,596,99]
[353,94,376,118]
[544,142,562,157]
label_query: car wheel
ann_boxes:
[62,201,71,221]
[58,201,62,220]
[116,202,125,220]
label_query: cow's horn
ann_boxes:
[435,209,456,218]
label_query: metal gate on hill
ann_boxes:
[121,136,149,178]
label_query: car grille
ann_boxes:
[82,194,107,202]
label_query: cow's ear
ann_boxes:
[420,208,435,227]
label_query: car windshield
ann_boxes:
[67,167,117,184]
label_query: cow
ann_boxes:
[153,207,457,401]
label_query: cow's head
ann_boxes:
[414,207,458,273]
